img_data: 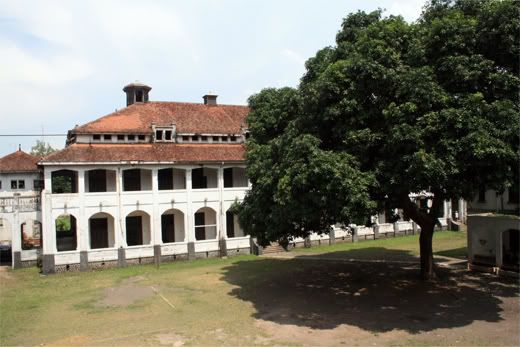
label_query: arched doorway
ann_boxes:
[89,212,115,249]
[55,214,77,251]
[125,211,151,246]
[161,209,185,243]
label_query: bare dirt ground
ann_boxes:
[95,276,155,308]
[222,255,520,346]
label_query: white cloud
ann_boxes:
[0,41,93,87]
[281,48,306,66]
[385,0,424,22]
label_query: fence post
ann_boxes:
[329,228,336,245]
[352,226,358,243]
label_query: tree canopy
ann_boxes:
[31,140,58,157]
[238,0,519,278]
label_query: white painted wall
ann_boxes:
[0,218,11,243]
[40,164,248,265]
[0,172,40,197]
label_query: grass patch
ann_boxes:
[0,232,490,347]
[291,230,467,260]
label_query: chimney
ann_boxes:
[203,93,218,106]
[123,81,152,106]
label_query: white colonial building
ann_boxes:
[38,83,252,273]
[3,82,469,273]
[0,149,42,267]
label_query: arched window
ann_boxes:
[85,169,117,193]
[158,169,186,190]
[194,207,217,240]
[192,168,218,189]
[56,214,77,251]
[226,210,245,238]
[52,170,78,194]
[223,167,248,188]
[21,220,41,250]
[123,169,152,191]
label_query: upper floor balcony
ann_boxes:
[0,195,41,213]
[46,166,250,205]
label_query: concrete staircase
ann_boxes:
[450,220,467,232]
[262,242,286,254]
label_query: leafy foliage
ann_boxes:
[30,140,58,157]
[238,0,519,277]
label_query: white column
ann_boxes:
[42,168,56,254]
[115,167,125,248]
[458,198,465,223]
[77,170,88,251]
[186,168,194,242]
[151,168,161,245]
[11,205,20,262]
[218,166,224,240]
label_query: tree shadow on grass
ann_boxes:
[221,247,519,333]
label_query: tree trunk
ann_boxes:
[398,193,440,280]
[419,222,435,279]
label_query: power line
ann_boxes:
[0,134,67,137]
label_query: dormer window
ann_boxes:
[153,125,176,142]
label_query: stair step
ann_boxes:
[262,243,285,254]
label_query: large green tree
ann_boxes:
[239,0,519,279]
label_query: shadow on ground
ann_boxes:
[221,248,519,333]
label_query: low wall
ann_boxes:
[41,237,252,273]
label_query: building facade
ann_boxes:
[468,186,519,215]
[0,149,42,266]
[38,83,252,273]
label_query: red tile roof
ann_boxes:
[0,150,40,173]
[41,143,245,163]
[73,102,249,135]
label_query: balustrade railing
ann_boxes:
[0,196,41,212]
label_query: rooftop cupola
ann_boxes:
[203,93,218,106]
[123,81,152,106]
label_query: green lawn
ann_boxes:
[292,230,468,260]
[1,230,516,347]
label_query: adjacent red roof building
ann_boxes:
[0,150,40,173]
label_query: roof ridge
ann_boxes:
[148,101,248,107]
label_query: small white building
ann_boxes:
[0,149,42,267]
[39,83,252,273]
[468,186,519,215]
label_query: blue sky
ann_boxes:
[0,0,424,156]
